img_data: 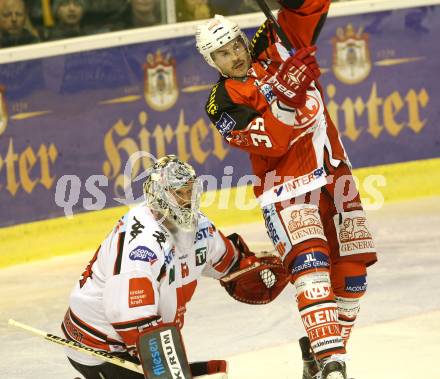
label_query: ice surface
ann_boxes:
[1,197,439,378]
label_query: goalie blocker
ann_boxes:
[137,324,228,379]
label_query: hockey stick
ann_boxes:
[8,319,227,379]
[254,0,294,53]
[220,249,282,284]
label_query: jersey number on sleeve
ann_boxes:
[250,117,273,148]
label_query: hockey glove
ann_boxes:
[269,46,321,108]
[220,233,290,304]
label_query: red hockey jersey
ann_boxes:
[206,0,348,206]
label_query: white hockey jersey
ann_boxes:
[63,203,238,365]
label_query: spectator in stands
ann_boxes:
[114,0,162,30]
[0,0,39,47]
[176,0,212,22]
[25,0,51,34]
[47,0,87,40]
[84,0,126,31]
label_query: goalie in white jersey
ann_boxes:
[63,155,289,379]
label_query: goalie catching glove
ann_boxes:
[269,46,321,109]
[220,233,290,304]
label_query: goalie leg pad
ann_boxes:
[137,324,193,379]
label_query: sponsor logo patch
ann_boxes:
[194,225,215,241]
[164,247,174,266]
[258,82,276,103]
[195,247,207,266]
[292,251,330,275]
[160,329,185,379]
[262,204,292,257]
[345,275,367,293]
[304,283,331,300]
[153,230,166,249]
[281,204,327,246]
[215,112,236,137]
[272,168,325,198]
[128,277,155,308]
[149,337,166,375]
[129,246,158,263]
[335,211,375,256]
[129,216,145,243]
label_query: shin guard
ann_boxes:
[331,261,367,347]
[293,250,345,360]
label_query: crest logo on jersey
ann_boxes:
[294,93,321,129]
[181,262,189,278]
[129,245,158,263]
[144,50,179,111]
[216,112,236,137]
[335,211,375,256]
[332,24,372,85]
[0,86,8,137]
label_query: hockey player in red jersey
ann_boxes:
[62,155,289,379]
[196,2,378,378]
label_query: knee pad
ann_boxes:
[331,260,367,299]
[290,246,331,281]
[294,271,333,305]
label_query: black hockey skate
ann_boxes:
[299,336,320,379]
[321,357,347,379]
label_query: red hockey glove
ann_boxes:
[269,46,321,108]
[220,233,290,304]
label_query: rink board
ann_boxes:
[0,2,439,228]
[0,157,439,268]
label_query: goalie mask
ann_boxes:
[143,155,202,231]
[196,14,250,75]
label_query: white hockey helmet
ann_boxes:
[196,14,249,72]
[143,155,202,231]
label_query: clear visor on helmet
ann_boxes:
[210,36,249,66]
